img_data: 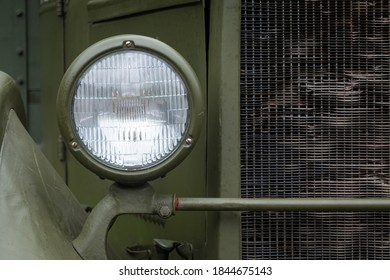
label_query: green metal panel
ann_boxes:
[0,0,41,143]
[206,0,241,259]
[87,0,200,23]
[0,0,26,88]
[40,0,66,178]
[0,0,27,113]
[26,0,42,143]
[63,1,207,259]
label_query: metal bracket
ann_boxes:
[72,183,175,260]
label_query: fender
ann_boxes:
[0,71,86,259]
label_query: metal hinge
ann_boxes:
[56,0,65,17]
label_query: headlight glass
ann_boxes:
[72,50,189,171]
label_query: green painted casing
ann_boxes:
[206,0,241,259]
[59,1,208,259]
[57,35,204,185]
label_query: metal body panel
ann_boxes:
[206,0,241,259]
[26,0,42,143]
[61,1,208,259]
[0,110,85,259]
[87,0,200,23]
[0,0,41,143]
[40,1,66,179]
[0,0,27,106]
[0,71,26,143]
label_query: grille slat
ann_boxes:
[240,0,390,259]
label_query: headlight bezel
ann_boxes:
[57,35,204,185]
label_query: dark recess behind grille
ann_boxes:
[240,0,390,259]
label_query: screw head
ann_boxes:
[70,141,78,149]
[123,40,134,48]
[184,137,193,147]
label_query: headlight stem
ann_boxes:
[72,183,175,260]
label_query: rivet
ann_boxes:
[70,141,78,149]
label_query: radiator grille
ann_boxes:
[240,0,390,259]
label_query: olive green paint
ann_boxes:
[0,0,41,143]
[73,183,175,259]
[0,72,26,144]
[0,110,85,259]
[206,0,241,259]
[26,0,43,144]
[60,2,208,259]
[0,0,27,107]
[87,0,200,23]
[40,1,67,179]
[177,197,390,212]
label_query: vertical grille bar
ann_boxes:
[240,0,390,259]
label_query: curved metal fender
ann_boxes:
[0,71,26,147]
[0,74,86,259]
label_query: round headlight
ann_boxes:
[57,35,204,185]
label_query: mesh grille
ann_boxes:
[240,0,390,259]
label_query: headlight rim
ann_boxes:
[57,34,204,185]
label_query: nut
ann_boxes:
[158,205,172,218]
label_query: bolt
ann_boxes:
[185,137,193,146]
[16,48,24,56]
[123,40,134,48]
[158,205,172,218]
[70,141,78,149]
[15,9,23,17]
[16,77,24,85]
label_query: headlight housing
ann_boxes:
[57,35,204,185]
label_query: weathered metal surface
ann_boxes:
[0,110,86,259]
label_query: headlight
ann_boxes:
[57,35,204,185]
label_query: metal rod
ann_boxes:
[176,198,390,212]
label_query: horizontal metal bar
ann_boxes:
[176,198,390,212]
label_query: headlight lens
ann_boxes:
[73,50,189,170]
